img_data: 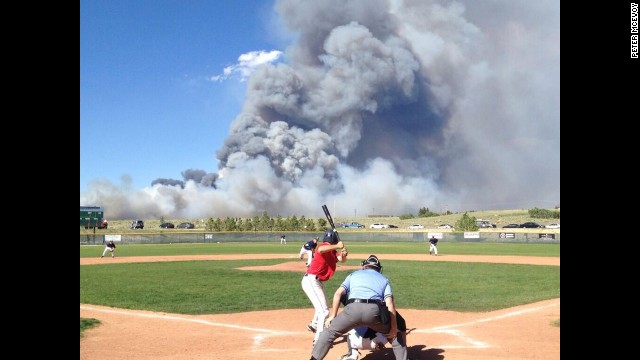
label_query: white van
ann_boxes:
[475,220,495,228]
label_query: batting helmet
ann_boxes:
[361,254,383,272]
[323,229,340,244]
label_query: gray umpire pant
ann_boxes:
[310,302,408,360]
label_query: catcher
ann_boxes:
[337,291,408,360]
[101,240,116,258]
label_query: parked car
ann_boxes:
[408,224,424,229]
[342,222,365,228]
[520,222,543,228]
[502,223,520,228]
[130,219,144,229]
[177,222,195,229]
[370,223,389,229]
[388,224,398,228]
[545,223,560,229]
[97,219,108,229]
[475,220,495,228]
[160,222,175,229]
[437,224,454,229]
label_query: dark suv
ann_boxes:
[130,220,144,229]
[176,222,195,229]
[520,222,543,228]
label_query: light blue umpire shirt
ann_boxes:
[341,268,392,301]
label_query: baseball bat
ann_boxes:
[322,204,341,243]
[322,204,335,228]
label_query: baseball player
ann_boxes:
[336,291,409,360]
[309,255,411,360]
[339,327,388,360]
[280,234,287,244]
[299,237,319,267]
[428,236,438,256]
[301,228,348,345]
[101,240,116,258]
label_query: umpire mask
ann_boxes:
[361,254,383,273]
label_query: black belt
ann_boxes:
[304,274,318,280]
[347,298,382,304]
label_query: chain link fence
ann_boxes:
[80,230,559,245]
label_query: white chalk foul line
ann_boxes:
[413,301,559,349]
[80,305,297,335]
[426,302,559,332]
[435,329,490,349]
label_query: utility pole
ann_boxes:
[333,199,336,219]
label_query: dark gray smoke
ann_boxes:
[150,170,217,189]
[151,178,185,188]
[80,0,559,219]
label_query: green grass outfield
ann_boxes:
[80,242,559,314]
[80,241,559,257]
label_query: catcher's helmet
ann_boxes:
[323,229,339,244]
[361,254,383,272]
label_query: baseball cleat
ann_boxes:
[307,323,317,333]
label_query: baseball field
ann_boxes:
[80,242,560,360]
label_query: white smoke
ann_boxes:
[80,0,560,219]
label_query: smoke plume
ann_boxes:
[80,0,559,220]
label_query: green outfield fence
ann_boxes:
[80,230,559,245]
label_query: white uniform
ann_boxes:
[298,238,318,266]
[429,237,438,255]
[349,328,387,349]
[101,241,116,258]
[341,327,388,359]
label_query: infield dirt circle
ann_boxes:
[80,254,560,360]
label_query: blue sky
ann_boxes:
[80,0,559,220]
[80,0,284,192]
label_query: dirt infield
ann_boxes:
[80,254,560,360]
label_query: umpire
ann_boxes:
[309,255,410,360]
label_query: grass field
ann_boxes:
[80,242,560,314]
[80,242,560,257]
[80,318,101,338]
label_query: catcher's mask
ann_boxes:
[361,254,383,273]
[323,229,339,244]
